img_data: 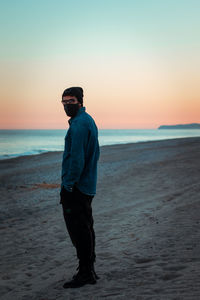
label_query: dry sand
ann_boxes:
[0,137,200,300]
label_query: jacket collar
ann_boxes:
[68,107,85,125]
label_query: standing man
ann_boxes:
[60,87,100,288]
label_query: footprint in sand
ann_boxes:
[160,273,182,280]
[163,265,186,272]
[135,258,154,264]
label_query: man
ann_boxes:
[60,87,100,288]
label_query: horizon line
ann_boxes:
[0,127,157,130]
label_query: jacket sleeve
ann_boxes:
[64,122,88,192]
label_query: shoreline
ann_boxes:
[1,135,200,163]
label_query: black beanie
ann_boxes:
[62,87,84,105]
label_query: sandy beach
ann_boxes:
[0,136,200,300]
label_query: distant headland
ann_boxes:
[158,123,200,129]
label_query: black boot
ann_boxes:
[73,262,100,280]
[92,265,100,280]
[63,264,96,289]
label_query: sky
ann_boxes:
[0,0,200,129]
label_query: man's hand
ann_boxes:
[60,186,73,204]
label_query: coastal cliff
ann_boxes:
[158,123,200,129]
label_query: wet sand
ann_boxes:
[0,137,200,299]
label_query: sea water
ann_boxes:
[0,129,200,160]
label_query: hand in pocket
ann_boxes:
[60,186,73,204]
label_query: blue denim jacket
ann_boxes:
[61,107,100,196]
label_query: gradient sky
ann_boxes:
[0,0,200,129]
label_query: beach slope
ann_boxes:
[0,137,200,299]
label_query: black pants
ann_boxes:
[60,186,96,266]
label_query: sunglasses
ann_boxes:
[61,99,77,105]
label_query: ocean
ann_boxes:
[0,129,200,160]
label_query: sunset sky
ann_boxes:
[0,0,199,129]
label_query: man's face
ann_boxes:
[62,95,81,107]
[62,95,81,117]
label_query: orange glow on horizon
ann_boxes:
[0,54,199,129]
